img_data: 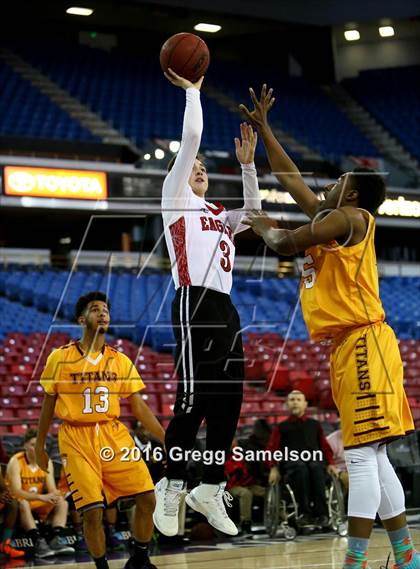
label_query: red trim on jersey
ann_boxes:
[205,201,225,216]
[169,216,191,286]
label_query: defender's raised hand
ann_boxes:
[239,84,275,131]
[235,122,258,165]
[243,209,278,236]
[164,68,204,91]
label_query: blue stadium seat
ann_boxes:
[2,268,420,348]
[5,40,406,162]
[0,60,98,142]
[206,60,380,161]
[343,66,420,160]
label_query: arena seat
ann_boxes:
[4,40,381,163]
[343,66,420,160]
[0,270,419,421]
[0,60,98,142]
[208,60,379,161]
[1,41,418,183]
[9,41,251,155]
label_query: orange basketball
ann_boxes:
[160,33,210,83]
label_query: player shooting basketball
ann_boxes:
[240,85,418,569]
[35,291,165,569]
[153,68,261,538]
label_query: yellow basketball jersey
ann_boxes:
[40,342,144,424]
[300,211,385,341]
[10,451,47,494]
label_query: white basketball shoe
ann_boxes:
[153,477,186,536]
[185,482,238,536]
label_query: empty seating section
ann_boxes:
[0,297,53,338]
[0,269,310,346]
[5,41,381,161]
[0,268,419,429]
[0,60,98,142]
[343,66,420,160]
[12,42,242,153]
[1,269,420,344]
[3,43,418,163]
[208,61,379,160]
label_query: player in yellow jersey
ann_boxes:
[240,86,418,569]
[7,428,74,558]
[35,291,165,569]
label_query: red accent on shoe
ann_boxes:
[0,539,25,558]
[403,550,414,563]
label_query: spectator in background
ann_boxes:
[266,390,338,527]
[0,468,25,558]
[6,429,75,558]
[327,428,349,496]
[225,438,266,535]
[240,419,271,488]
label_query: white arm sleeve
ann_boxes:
[161,87,203,223]
[227,162,262,234]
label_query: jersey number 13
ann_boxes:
[82,386,110,414]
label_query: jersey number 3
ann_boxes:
[219,240,232,272]
[83,386,109,414]
[302,254,316,289]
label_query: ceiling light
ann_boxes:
[169,140,180,153]
[344,29,360,41]
[66,7,94,16]
[143,153,151,161]
[155,149,165,160]
[379,26,395,37]
[194,23,221,33]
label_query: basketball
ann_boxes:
[159,32,210,83]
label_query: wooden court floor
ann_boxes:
[21,529,420,569]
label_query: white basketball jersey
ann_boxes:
[161,87,261,295]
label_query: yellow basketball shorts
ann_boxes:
[330,321,414,449]
[58,419,154,511]
[14,494,54,519]
[30,501,55,519]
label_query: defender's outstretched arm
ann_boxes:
[240,85,320,219]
